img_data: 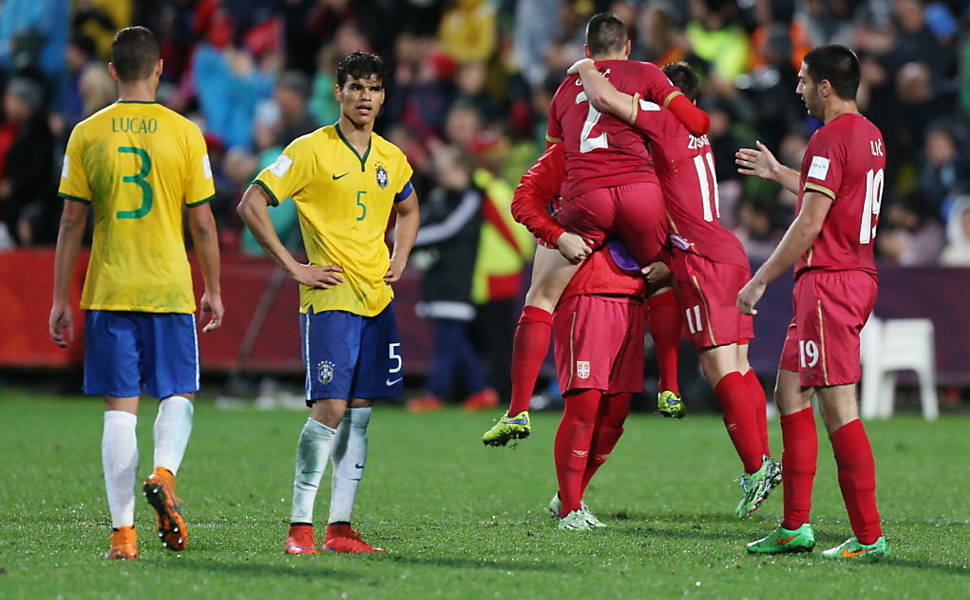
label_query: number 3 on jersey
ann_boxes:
[116,146,153,219]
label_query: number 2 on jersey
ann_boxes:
[116,146,153,219]
[576,91,608,153]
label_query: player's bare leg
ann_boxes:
[748,370,817,553]
[143,392,194,552]
[699,347,780,517]
[103,395,140,559]
[482,246,579,447]
[816,384,888,560]
[324,398,385,553]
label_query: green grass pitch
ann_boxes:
[1,388,968,599]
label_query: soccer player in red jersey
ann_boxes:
[736,45,889,560]
[481,13,709,445]
[570,60,782,519]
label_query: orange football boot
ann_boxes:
[323,523,387,553]
[462,387,499,411]
[405,395,444,413]
[143,467,188,551]
[285,524,319,555]
[106,526,139,560]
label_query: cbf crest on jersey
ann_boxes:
[318,360,335,385]
[376,163,389,189]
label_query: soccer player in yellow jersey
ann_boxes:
[238,51,419,554]
[49,27,223,560]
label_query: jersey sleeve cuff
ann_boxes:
[251,179,280,206]
[59,192,91,204]
[545,134,563,144]
[186,194,215,208]
[662,90,683,108]
[804,182,836,200]
[394,180,414,203]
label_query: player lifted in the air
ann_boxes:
[568,60,781,519]
[482,12,710,445]
[736,44,889,561]
[50,26,223,560]
[238,51,419,555]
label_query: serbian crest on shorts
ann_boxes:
[375,163,389,189]
[576,361,591,379]
[318,360,335,384]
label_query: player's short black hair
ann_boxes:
[110,26,160,82]
[336,51,386,87]
[662,62,700,102]
[585,13,628,57]
[803,44,860,101]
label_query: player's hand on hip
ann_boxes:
[567,58,594,76]
[199,291,224,332]
[642,261,671,284]
[384,254,407,283]
[292,264,344,289]
[49,303,74,348]
[736,279,766,315]
[735,141,780,181]
[556,231,592,264]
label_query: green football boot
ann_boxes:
[481,411,531,447]
[657,390,685,419]
[821,536,889,562]
[736,455,782,519]
[547,493,607,528]
[557,510,592,531]
[747,523,816,554]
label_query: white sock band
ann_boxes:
[291,417,336,524]
[153,395,194,475]
[102,410,138,529]
[328,407,371,524]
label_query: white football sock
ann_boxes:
[153,395,194,475]
[328,407,371,525]
[102,410,138,529]
[291,417,337,524]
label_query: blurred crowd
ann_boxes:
[2,0,970,266]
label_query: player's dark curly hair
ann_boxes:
[111,26,160,82]
[803,44,860,101]
[662,62,700,102]
[336,51,386,87]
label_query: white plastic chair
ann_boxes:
[860,316,939,421]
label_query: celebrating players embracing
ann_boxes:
[50,26,223,560]
[736,44,889,561]
[238,51,419,555]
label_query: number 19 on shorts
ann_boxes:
[799,339,820,368]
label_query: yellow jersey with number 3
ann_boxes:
[252,124,414,317]
[58,101,215,314]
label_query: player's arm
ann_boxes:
[237,184,344,288]
[737,191,832,315]
[572,60,635,123]
[187,203,224,332]
[386,190,419,283]
[50,199,89,347]
[735,141,800,194]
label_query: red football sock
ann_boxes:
[830,419,883,544]
[554,390,600,517]
[647,290,681,395]
[714,371,763,473]
[508,306,552,416]
[581,393,631,494]
[780,407,818,530]
[742,368,770,457]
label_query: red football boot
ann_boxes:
[285,524,318,555]
[322,523,387,553]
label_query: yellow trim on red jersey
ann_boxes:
[804,182,836,200]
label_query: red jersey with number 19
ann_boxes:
[796,113,885,278]
[547,60,683,200]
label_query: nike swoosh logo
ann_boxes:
[354,463,364,469]
[842,547,874,558]
[386,377,402,386]
[332,173,348,180]
[777,535,798,545]
[504,417,528,425]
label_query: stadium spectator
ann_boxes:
[941,197,970,266]
[877,193,946,267]
[919,125,970,219]
[272,71,318,148]
[438,0,497,63]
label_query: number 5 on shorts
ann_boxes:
[388,342,402,374]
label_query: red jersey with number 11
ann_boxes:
[795,113,885,278]
[547,60,683,200]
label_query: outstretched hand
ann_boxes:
[735,141,781,181]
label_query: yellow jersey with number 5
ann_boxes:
[252,124,414,317]
[58,101,215,314]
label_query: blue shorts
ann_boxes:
[301,303,403,404]
[84,311,199,399]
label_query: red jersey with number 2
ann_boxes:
[633,103,749,269]
[547,60,682,200]
[796,113,885,278]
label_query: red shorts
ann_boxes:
[779,270,878,387]
[552,294,645,394]
[557,183,668,266]
[670,251,754,349]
